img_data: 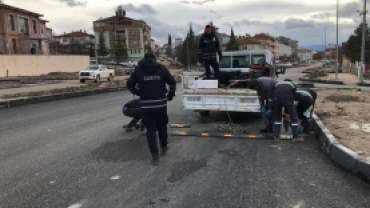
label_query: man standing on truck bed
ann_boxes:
[248,77,277,133]
[127,52,177,165]
[198,25,222,79]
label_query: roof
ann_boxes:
[236,37,262,45]
[0,3,44,17]
[58,31,94,38]
[151,38,155,41]
[298,49,312,53]
[253,33,276,41]
[40,19,49,23]
[94,15,134,23]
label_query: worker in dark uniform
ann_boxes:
[294,89,317,134]
[248,77,277,133]
[198,25,222,79]
[273,80,302,142]
[127,53,176,165]
[122,99,145,132]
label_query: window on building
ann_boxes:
[12,39,17,54]
[8,15,15,31]
[32,20,37,33]
[116,30,126,36]
[131,49,133,54]
[19,17,29,33]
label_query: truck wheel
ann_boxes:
[80,80,85,83]
[95,75,100,83]
[199,111,210,117]
[108,74,113,82]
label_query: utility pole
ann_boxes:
[187,35,190,70]
[335,0,339,80]
[358,0,367,84]
[316,36,324,71]
[324,26,327,74]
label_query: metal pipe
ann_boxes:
[324,27,327,74]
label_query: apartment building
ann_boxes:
[93,6,152,63]
[278,43,292,57]
[236,37,264,51]
[298,49,313,61]
[57,30,94,45]
[0,3,50,54]
[278,36,298,55]
[253,33,279,57]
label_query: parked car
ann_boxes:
[126,65,136,74]
[79,65,115,83]
[280,62,293,68]
[103,59,117,65]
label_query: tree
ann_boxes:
[97,32,109,60]
[344,23,370,64]
[226,28,239,51]
[179,24,198,68]
[167,34,172,57]
[114,37,128,63]
[209,21,218,34]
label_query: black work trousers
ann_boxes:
[142,111,169,153]
[273,100,299,137]
[297,97,314,133]
[204,60,220,78]
[123,107,144,131]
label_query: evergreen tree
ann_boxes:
[344,23,370,64]
[179,24,199,67]
[97,32,109,60]
[167,34,172,57]
[226,28,239,51]
[114,37,128,63]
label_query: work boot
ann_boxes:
[125,126,135,132]
[161,146,169,156]
[273,135,280,142]
[151,152,159,165]
[291,136,305,143]
[259,127,273,133]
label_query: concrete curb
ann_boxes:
[0,85,127,109]
[311,113,370,181]
[357,82,370,87]
[299,77,344,85]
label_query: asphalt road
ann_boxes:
[1,86,370,208]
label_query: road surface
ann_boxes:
[0,86,369,208]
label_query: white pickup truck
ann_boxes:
[182,49,285,116]
[79,65,115,83]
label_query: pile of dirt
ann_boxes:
[314,89,370,159]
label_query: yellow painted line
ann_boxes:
[249,135,257,138]
[177,125,184,127]
[179,132,187,135]
[201,133,209,136]
[224,134,232,137]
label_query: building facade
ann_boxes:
[278,36,298,56]
[278,44,292,57]
[298,49,313,61]
[236,37,264,51]
[253,33,279,56]
[93,6,151,63]
[57,30,94,45]
[0,3,50,54]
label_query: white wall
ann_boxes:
[278,44,292,56]
[298,52,313,61]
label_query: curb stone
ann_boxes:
[0,85,127,109]
[357,82,370,87]
[312,113,370,181]
[299,77,344,85]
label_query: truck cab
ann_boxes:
[182,50,284,116]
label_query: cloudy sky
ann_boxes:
[1,0,367,47]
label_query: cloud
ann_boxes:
[179,0,215,5]
[210,10,217,13]
[284,18,315,29]
[118,3,157,15]
[229,18,265,27]
[56,0,87,7]
[339,2,359,18]
[310,12,332,19]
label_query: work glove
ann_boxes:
[261,108,267,114]
[129,88,139,96]
[167,92,175,101]
[264,111,272,119]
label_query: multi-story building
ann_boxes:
[236,37,264,51]
[278,36,298,56]
[150,38,155,51]
[57,30,94,45]
[0,3,50,54]
[46,28,53,43]
[93,6,151,63]
[253,33,279,57]
[278,44,292,57]
[298,49,313,61]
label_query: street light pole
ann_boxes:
[316,36,324,70]
[335,0,339,80]
[358,0,367,84]
[324,26,327,74]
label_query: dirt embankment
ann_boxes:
[314,89,370,159]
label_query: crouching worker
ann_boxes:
[273,80,302,143]
[294,89,316,135]
[123,99,145,133]
[248,77,277,133]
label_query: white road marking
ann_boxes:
[111,175,121,180]
[293,200,306,208]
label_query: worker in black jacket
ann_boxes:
[273,80,301,142]
[127,53,176,165]
[198,25,222,79]
[248,77,277,133]
[294,89,317,134]
[122,99,144,132]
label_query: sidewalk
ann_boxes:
[318,73,370,85]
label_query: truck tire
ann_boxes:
[199,111,210,117]
[80,80,85,83]
[95,75,100,83]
